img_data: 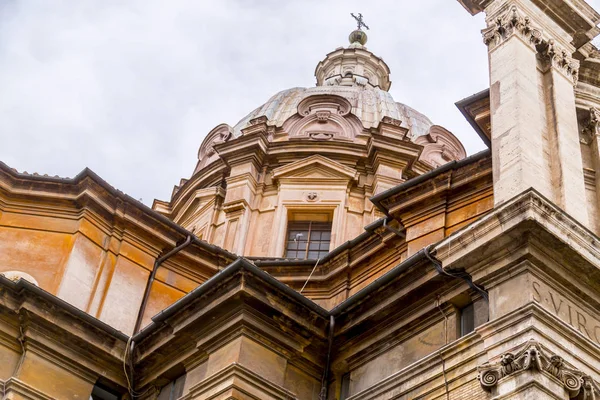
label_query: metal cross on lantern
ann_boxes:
[351,13,370,31]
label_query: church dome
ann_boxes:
[231,86,434,140]
[193,24,466,174]
[230,28,435,141]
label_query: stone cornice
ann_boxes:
[478,339,600,398]
[432,188,600,275]
[1,378,56,400]
[0,278,129,387]
[181,363,298,400]
[0,161,236,268]
[133,259,329,384]
[273,154,358,180]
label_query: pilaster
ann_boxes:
[583,108,600,234]
[483,1,589,226]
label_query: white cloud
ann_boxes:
[1,0,591,205]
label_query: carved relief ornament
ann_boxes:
[478,340,600,398]
[482,5,579,85]
[306,192,318,201]
[482,5,543,49]
[283,94,361,142]
[589,107,600,133]
[381,116,402,127]
[539,39,580,84]
[581,107,600,144]
[197,123,233,167]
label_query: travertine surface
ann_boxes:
[0,0,600,399]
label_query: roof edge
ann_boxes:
[370,149,491,215]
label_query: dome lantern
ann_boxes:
[314,13,392,91]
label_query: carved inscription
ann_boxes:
[532,281,600,345]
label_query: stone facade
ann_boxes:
[0,1,600,399]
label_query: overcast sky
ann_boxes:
[1,1,598,205]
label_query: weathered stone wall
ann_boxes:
[0,167,233,335]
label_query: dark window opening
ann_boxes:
[460,303,475,337]
[340,372,351,400]
[157,374,186,400]
[285,221,332,259]
[89,384,120,400]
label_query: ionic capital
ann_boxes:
[478,340,600,398]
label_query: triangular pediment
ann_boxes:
[272,155,359,182]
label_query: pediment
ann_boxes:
[272,155,359,183]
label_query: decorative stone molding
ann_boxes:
[297,95,352,117]
[197,123,233,169]
[478,340,600,398]
[316,110,331,123]
[282,94,362,141]
[381,116,402,127]
[581,107,600,144]
[482,5,543,49]
[249,115,269,126]
[482,5,580,85]
[586,107,600,134]
[414,125,466,168]
[306,192,318,202]
[539,39,580,84]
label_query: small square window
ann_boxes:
[157,374,186,400]
[285,220,332,259]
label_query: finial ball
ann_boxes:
[349,29,368,45]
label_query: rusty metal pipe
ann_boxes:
[133,235,193,334]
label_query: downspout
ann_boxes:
[319,315,335,400]
[382,217,405,239]
[133,235,193,334]
[380,219,488,302]
[424,245,488,303]
[126,235,193,398]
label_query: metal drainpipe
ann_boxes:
[133,235,193,334]
[382,217,405,239]
[379,219,488,303]
[319,315,335,400]
[423,245,489,303]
